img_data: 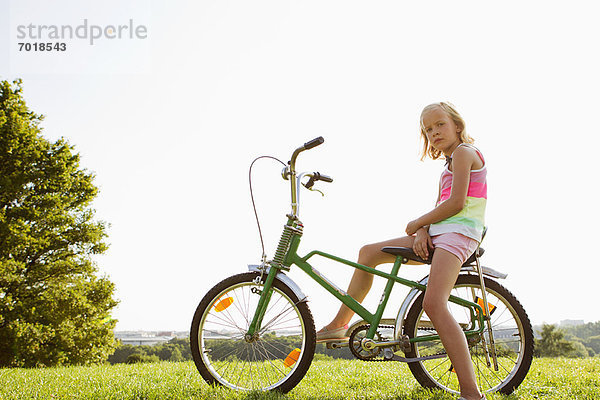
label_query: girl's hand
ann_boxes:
[413,228,433,260]
[405,219,422,236]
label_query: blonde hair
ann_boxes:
[420,102,474,160]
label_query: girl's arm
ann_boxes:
[405,146,476,235]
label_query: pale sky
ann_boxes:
[1,0,599,332]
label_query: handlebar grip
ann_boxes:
[304,136,324,150]
[304,172,333,189]
[316,172,333,183]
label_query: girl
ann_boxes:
[317,102,487,400]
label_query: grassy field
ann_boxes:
[1,358,599,400]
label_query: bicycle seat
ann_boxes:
[381,246,484,266]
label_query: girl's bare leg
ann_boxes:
[323,236,416,330]
[423,248,483,400]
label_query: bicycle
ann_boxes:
[190,137,533,395]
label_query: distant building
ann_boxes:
[115,331,188,346]
[560,320,585,327]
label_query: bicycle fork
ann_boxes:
[244,266,278,341]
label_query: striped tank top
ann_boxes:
[428,143,487,242]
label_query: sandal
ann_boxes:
[316,324,349,342]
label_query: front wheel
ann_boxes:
[403,274,533,395]
[190,272,316,392]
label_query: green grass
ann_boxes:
[0,358,599,399]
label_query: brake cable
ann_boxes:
[248,155,287,264]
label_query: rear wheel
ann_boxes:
[190,272,316,392]
[403,274,533,395]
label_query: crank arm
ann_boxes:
[325,340,348,349]
[369,340,402,349]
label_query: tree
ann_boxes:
[108,343,138,364]
[586,335,600,356]
[169,347,183,362]
[563,321,600,356]
[108,339,194,364]
[534,324,585,358]
[0,79,118,367]
[126,351,159,364]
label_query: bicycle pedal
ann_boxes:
[323,339,349,349]
[383,348,395,360]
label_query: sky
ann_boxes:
[1,0,599,332]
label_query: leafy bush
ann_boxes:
[126,353,159,364]
[108,338,193,364]
[534,324,587,358]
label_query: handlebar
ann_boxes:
[285,136,332,218]
[290,136,324,169]
[304,172,333,189]
[304,136,324,150]
[315,172,333,183]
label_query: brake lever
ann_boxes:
[304,175,317,189]
[302,183,325,197]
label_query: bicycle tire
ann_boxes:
[403,274,533,395]
[190,272,316,392]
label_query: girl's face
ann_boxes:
[421,107,461,155]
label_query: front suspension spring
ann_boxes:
[271,224,302,269]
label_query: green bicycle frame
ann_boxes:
[246,216,486,344]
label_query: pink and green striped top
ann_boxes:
[428,144,487,242]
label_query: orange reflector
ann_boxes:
[214,297,234,312]
[449,364,455,373]
[475,296,496,316]
[283,348,301,368]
